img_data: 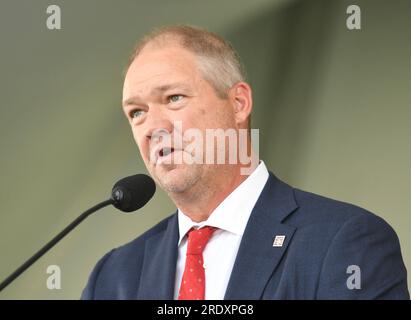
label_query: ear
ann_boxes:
[229,82,253,128]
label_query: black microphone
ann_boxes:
[111,174,156,212]
[0,174,156,292]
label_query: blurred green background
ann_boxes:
[0,0,410,299]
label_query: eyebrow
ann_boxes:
[122,82,191,107]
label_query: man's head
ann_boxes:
[122,25,254,201]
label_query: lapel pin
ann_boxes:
[273,235,286,247]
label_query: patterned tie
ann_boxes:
[178,226,217,300]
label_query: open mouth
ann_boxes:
[159,147,175,158]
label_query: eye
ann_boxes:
[168,94,184,103]
[130,109,145,119]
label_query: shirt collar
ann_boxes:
[177,161,269,245]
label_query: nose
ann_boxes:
[143,106,174,141]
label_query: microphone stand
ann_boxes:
[0,199,114,292]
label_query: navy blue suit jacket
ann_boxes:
[81,172,409,299]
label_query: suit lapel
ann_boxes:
[136,213,179,299]
[224,173,298,299]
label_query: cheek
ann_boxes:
[131,127,148,156]
[218,102,236,126]
[199,102,234,129]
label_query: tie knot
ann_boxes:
[186,226,217,255]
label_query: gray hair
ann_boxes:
[126,25,246,99]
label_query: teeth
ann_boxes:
[161,147,172,157]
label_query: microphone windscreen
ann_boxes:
[111,174,156,212]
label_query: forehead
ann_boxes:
[123,45,201,96]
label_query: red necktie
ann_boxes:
[178,226,217,300]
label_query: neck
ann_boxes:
[171,160,259,222]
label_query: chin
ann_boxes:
[155,164,201,194]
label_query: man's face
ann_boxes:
[122,43,237,194]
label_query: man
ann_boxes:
[81,25,409,299]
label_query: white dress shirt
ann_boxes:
[174,161,269,299]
